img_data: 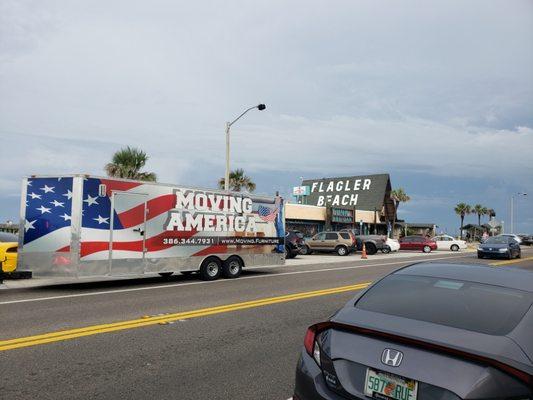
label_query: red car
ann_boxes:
[399,235,437,253]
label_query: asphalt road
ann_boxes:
[1,249,532,399]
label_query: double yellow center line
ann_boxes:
[490,256,533,267]
[0,282,370,352]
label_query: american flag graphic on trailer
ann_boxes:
[79,177,179,260]
[23,177,74,252]
[258,201,280,222]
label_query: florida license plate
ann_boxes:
[364,368,418,400]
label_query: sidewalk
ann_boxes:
[285,249,473,266]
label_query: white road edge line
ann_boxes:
[0,254,472,305]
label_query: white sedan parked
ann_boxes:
[382,237,400,253]
[432,235,467,251]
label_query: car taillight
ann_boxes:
[304,322,333,366]
[304,325,323,366]
[304,325,317,355]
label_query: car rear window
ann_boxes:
[339,233,351,240]
[355,274,533,335]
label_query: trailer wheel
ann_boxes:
[199,257,222,281]
[222,256,243,279]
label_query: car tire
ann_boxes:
[477,255,483,259]
[450,244,459,252]
[381,246,391,254]
[423,245,432,253]
[517,251,521,259]
[336,245,348,256]
[222,256,242,279]
[285,246,296,259]
[199,257,222,281]
[301,245,312,255]
[365,243,377,255]
[158,272,173,277]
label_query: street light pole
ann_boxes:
[510,192,527,234]
[225,122,231,192]
[224,104,266,191]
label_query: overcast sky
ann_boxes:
[1,0,532,233]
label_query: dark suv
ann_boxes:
[285,230,306,259]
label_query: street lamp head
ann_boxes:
[257,104,266,111]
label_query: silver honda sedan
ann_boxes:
[293,263,533,399]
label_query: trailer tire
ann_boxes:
[199,257,222,281]
[222,256,243,279]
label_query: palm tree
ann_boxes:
[473,204,485,226]
[390,188,410,238]
[487,208,496,219]
[105,146,157,182]
[218,169,256,192]
[481,206,488,223]
[454,203,472,239]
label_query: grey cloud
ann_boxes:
[1,0,532,226]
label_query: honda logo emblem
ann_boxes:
[381,348,403,367]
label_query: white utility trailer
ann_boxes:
[17,175,285,280]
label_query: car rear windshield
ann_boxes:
[484,237,510,244]
[355,274,533,335]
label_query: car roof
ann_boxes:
[395,262,533,292]
[0,232,18,242]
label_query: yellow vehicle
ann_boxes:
[1,241,18,273]
[0,231,19,274]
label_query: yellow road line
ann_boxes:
[0,282,371,352]
[490,256,533,267]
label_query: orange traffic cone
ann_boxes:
[361,242,368,259]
